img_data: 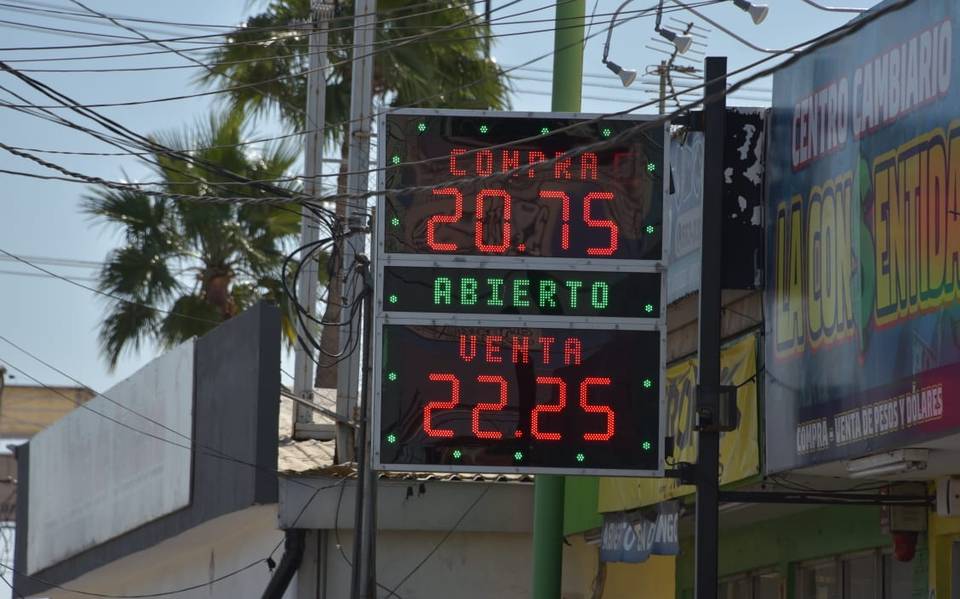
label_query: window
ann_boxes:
[719,570,783,599]
[797,560,840,599]
[754,571,784,599]
[882,553,913,599]
[843,553,879,599]
[720,576,751,599]
[796,550,915,599]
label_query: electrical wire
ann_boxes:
[0,347,353,497]
[1,0,672,185]
[0,0,475,63]
[0,268,98,282]
[0,3,730,111]
[0,1,726,70]
[383,486,490,598]
[796,0,865,13]
[1,3,916,210]
[0,555,268,598]
[0,0,700,195]
[0,0,555,53]
[0,6,923,596]
[66,0,304,119]
[0,0,720,56]
[2,0,445,31]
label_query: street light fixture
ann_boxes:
[731,0,769,25]
[604,60,639,87]
[601,0,643,87]
[657,27,693,54]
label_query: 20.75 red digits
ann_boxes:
[422,372,615,441]
[426,187,619,256]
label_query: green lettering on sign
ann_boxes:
[487,278,504,306]
[461,277,478,305]
[564,280,583,308]
[539,280,558,308]
[434,277,452,305]
[513,278,531,307]
[590,282,609,309]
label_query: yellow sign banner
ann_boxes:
[599,333,760,512]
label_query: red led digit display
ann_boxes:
[383,114,663,260]
[423,372,459,438]
[531,376,566,441]
[473,375,508,439]
[378,325,661,472]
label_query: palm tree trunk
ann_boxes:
[313,139,349,389]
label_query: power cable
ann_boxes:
[0,555,267,598]
[0,65,329,212]
[0,0,471,62]
[0,268,98,282]
[383,486,490,598]
[0,349,354,496]
[0,0,561,53]
[2,0,911,202]
[0,2,727,110]
[3,0,445,31]
[0,0,724,69]
[0,0,698,192]
[66,0,303,119]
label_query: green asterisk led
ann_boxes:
[576,453,585,463]
[647,162,657,173]
[642,441,652,451]
[514,451,523,461]
[387,371,397,381]
[453,449,462,459]
[479,124,489,134]
[387,433,397,444]
[602,127,612,138]
[540,126,550,135]
[388,294,398,304]
[391,154,401,165]
[643,378,653,388]
[644,303,654,313]
[391,216,400,227]
[646,224,655,234]
[417,122,427,132]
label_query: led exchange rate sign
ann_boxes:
[373,109,667,476]
[378,326,661,472]
[382,267,662,318]
[381,112,663,260]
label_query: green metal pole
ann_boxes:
[550,0,585,112]
[532,3,584,598]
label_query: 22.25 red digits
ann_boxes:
[426,187,619,256]
[423,372,615,441]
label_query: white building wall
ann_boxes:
[28,340,195,574]
[36,505,292,599]
[320,530,531,598]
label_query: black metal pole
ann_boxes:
[695,56,726,599]
[358,267,378,599]
[349,264,368,599]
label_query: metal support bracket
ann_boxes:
[695,384,739,432]
[664,462,697,485]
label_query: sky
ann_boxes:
[0,0,877,399]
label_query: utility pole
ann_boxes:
[657,59,668,114]
[294,0,334,434]
[694,56,726,599]
[530,1,584,597]
[342,0,377,594]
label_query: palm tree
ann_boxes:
[84,111,303,368]
[200,0,510,387]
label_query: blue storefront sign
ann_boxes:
[765,0,960,472]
